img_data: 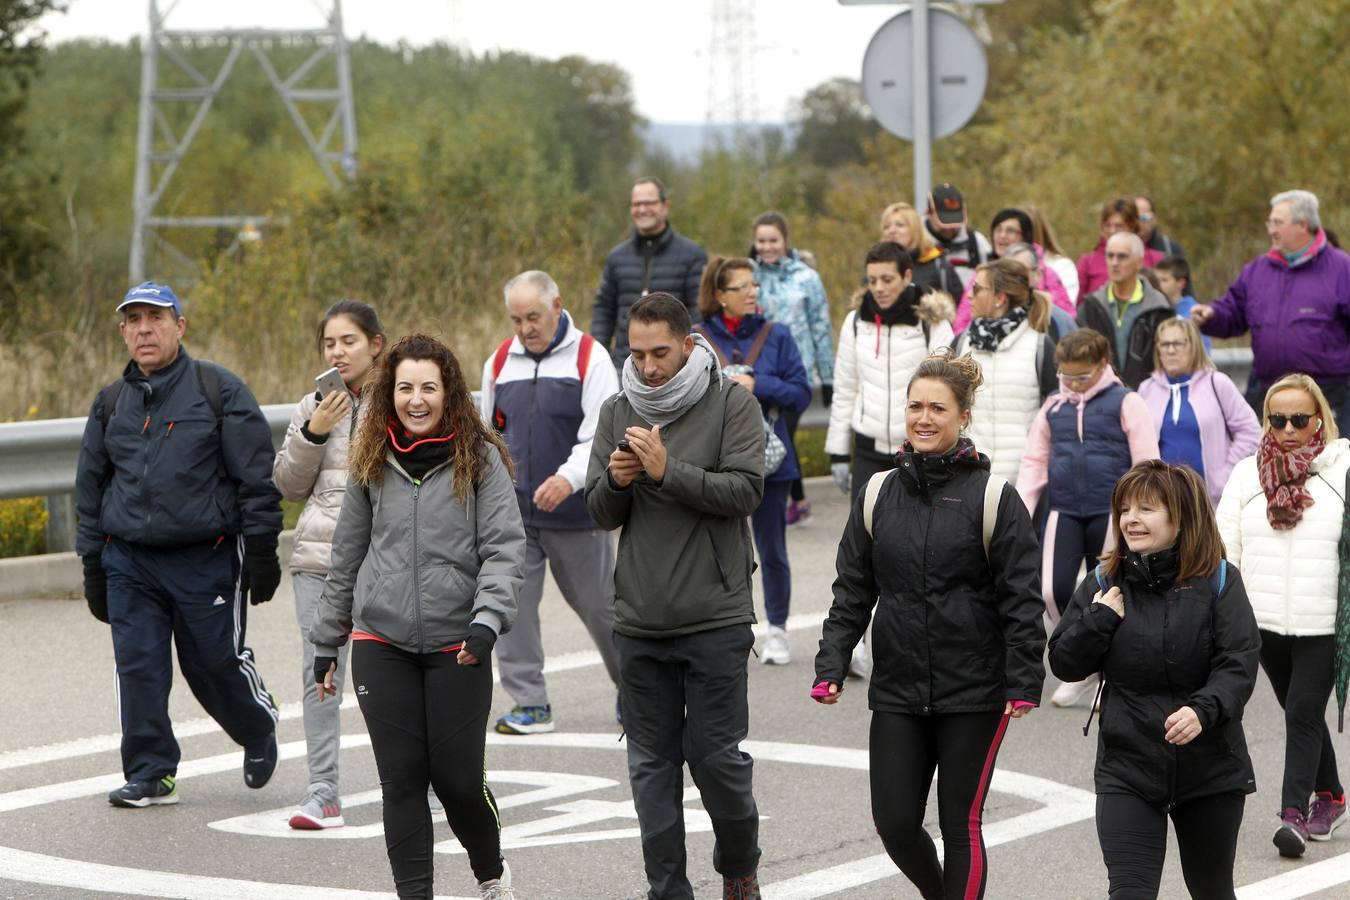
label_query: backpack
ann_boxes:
[861,469,1008,560]
[490,332,596,385]
[97,359,227,477]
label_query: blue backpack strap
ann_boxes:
[1094,562,1110,593]
[1209,559,1228,596]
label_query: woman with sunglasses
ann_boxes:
[1216,374,1350,858]
[1136,317,1260,506]
[1017,329,1159,707]
[1050,461,1260,899]
[695,255,812,665]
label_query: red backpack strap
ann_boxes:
[576,333,595,382]
[490,338,514,383]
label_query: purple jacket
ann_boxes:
[1199,230,1350,382]
[1137,367,1261,506]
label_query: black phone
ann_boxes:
[617,438,632,453]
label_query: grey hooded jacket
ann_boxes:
[585,370,765,638]
[309,445,524,656]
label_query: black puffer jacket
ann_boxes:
[1048,550,1260,808]
[590,225,708,366]
[815,447,1046,713]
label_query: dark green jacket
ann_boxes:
[585,370,765,638]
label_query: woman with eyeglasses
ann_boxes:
[1017,329,1159,707]
[695,255,812,666]
[751,212,834,527]
[952,209,1076,334]
[1136,317,1260,506]
[951,258,1058,484]
[1216,374,1350,858]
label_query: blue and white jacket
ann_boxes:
[753,250,834,388]
[479,312,620,529]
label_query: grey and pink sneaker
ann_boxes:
[1274,807,1309,857]
[1308,791,1348,841]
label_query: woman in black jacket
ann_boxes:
[813,350,1045,900]
[1049,460,1260,900]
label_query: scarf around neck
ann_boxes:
[967,304,1028,351]
[621,334,722,428]
[1256,428,1326,530]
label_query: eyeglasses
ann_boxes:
[1268,413,1315,429]
[1057,367,1100,384]
[1139,213,1156,222]
[631,200,664,209]
[1157,340,1190,351]
[722,281,759,293]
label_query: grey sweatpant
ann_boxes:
[293,570,350,790]
[496,526,621,708]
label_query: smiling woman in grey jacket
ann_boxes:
[309,333,525,900]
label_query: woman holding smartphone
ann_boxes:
[310,333,524,899]
[272,299,385,830]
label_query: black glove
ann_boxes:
[821,384,833,408]
[461,624,497,665]
[83,557,109,624]
[313,655,338,686]
[242,534,282,606]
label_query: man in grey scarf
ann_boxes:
[586,293,767,900]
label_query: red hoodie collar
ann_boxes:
[386,421,455,453]
[1266,228,1327,269]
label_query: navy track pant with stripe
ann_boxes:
[103,536,278,783]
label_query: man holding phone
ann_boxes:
[585,293,766,900]
[479,270,623,736]
[75,281,284,808]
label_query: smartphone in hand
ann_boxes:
[315,367,345,399]
[617,438,632,453]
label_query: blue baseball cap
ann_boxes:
[117,281,182,316]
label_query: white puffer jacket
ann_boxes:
[959,321,1049,484]
[273,389,365,575]
[825,293,955,457]
[1216,438,1350,635]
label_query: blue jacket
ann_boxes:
[76,348,282,557]
[1047,382,1133,517]
[753,250,834,388]
[697,315,811,482]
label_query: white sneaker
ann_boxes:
[1050,675,1099,708]
[848,639,872,679]
[479,860,515,899]
[761,626,790,665]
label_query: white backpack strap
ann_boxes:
[982,474,1008,558]
[862,470,892,537]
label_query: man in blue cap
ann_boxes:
[76,282,284,807]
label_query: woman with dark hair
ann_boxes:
[814,350,1045,900]
[751,212,834,525]
[696,255,811,664]
[1217,374,1350,858]
[309,334,524,900]
[1050,461,1260,899]
[273,299,385,830]
[1077,198,1165,295]
[953,209,1074,332]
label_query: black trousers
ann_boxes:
[1043,511,1110,621]
[784,406,805,503]
[1259,630,1344,813]
[352,640,502,899]
[869,710,1009,900]
[1096,791,1245,899]
[614,624,761,900]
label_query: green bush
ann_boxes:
[0,497,47,558]
[793,427,829,479]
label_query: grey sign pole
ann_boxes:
[911,0,931,212]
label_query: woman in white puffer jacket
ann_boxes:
[1216,373,1350,859]
[272,299,385,831]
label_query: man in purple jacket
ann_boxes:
[1192,190,1350,426]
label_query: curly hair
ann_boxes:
[347,333,513,498]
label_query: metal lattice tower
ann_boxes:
[706,0,758,127]
[129,0,358,282]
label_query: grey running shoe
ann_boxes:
[760,626,790,665]
[1308,791,1348,841]
[478,860,516,899]
[288,783,344,830]
[1274,807,1309,857]
[108,775,178,808]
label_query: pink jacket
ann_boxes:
[1077,239,1165,295]
[952,244,1075,334]
[1136,367,1262,506]
[1016,367,1160,516]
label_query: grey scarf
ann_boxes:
[621,335,722,428]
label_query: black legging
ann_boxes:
[870,710,1009,900]
[1043,510,1110,621]
[1097,791,1245,899]
[1259,630,1344,813]
[784,406,806,503]
[353,640,503,899]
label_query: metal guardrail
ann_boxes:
[0,350,1253,548]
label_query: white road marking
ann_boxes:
[1235,851,1350,899]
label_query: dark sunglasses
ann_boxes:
[1268,413,1315,429]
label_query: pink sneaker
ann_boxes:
[1308,791,1348,841]
[786,501,811,526]
[1274,807,1309,857]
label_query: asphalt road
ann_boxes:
[2,478,1348,899]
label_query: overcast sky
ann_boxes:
[35,0,899,123]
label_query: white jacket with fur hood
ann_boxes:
[825,288,955,458]
[1216,437,1350,636]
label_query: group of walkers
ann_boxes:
[73,176,1350,900]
